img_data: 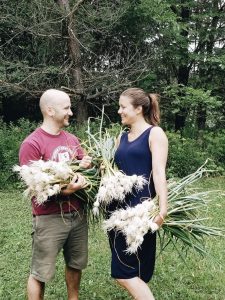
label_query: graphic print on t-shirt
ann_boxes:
[51,146,75,162]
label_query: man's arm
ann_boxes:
[61,173,87,196]
[79,156,92,169]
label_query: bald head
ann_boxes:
[39,89,70,115]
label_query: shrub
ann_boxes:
[167,131,225,178]
[167,132,207,178]
[0,118,37,185]
[202,131,225,166]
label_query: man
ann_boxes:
[19,89,92,300]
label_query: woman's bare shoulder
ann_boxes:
[150,126,167,139]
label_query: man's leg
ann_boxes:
[27,275,45,300]
[65,266,81,300]
[29,214,70,299]
[64,212,88,300]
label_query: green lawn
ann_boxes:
[0,177,224,300]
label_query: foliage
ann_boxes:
[1,0,224,128]
[0,118,37,184]
[167,131,205,178]
[202,130,225,169]
[167,131,224,178]
[162,84,222,131]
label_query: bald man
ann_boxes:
[19,89,92,300]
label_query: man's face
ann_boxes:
[51,96,73,128]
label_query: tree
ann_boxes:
[139,0,225,130]
[0,0,224,130]
[1,0,157,122]
[56,0,87,123]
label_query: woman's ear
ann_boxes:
[136,105,143,115]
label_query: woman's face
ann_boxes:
[118,95,141,125]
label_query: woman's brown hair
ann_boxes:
[121,87,160,125]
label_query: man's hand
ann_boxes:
[79,155,92,169]
[61,173,87,196]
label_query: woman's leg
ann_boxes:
[116,277,155,300]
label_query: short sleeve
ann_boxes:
[19,142,41,166]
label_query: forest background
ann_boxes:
[1,0,225,183]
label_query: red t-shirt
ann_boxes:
[19,127,84,216]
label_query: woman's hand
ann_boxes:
[61,173,87,195]
[153,213,165,228]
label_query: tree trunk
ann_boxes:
[175,5,190,131]
[56,0,88,123]
[197,0,220,130]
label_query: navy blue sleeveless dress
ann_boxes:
[107,127,156,283]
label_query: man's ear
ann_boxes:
[46,106,55,117]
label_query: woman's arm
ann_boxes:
[149,126,168,226]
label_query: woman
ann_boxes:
[107,87,168,300]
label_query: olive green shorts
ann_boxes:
[30,211,88,283]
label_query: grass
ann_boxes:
[0,177,225,300]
